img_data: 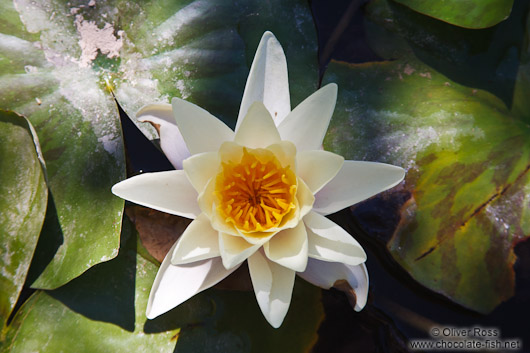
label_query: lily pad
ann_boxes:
[323,52,530,313]
[1,220,179,352]
[391,0,513,29]
[316,0,530,314]
[364,0,528,109]
[109,0,318,128]
[0,111,47,330]
[0,0,125,289]
[2,219,323,352]
[0,0,317,289]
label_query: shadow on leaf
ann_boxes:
[26,194,64,287]
[47,219,137,332]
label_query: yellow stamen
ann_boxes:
[215,147,296,233]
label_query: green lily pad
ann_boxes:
[364,0,528,110]
[2,219,323,352]
[1,220,178,352]
[317,0,530,314]
[0,111,47,330]
[108,0,318,128]
[0,0,125,289]
[323,52,530,313]
[0,0,317,289]
[391,0,513,29]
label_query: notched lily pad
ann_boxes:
[0,0,125,289]
[1,220,179,352]
[2,219,324,353]
[0,110,47,330]
[364,0,528,109]
[323,56,530,313]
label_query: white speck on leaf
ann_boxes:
[24,65,38,73]
[419,72,431,79]
[404,64,415,75]
[75,14,123,68]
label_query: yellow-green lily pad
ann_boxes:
[319,0,530,315]
[391,0,513,29]
[323,55,530,313]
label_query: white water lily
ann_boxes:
[112,32,405,328]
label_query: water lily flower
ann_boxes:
[112,32,405,328]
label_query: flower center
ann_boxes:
[215,147,297,233]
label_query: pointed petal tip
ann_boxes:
[259,31,281,47]
[237,31,290,129]
[261,30,274,39]
[145,309,157,320]
[382,164,406,190]
[269,318,283,329]
[108,171,201,218]
[221,256,240,271]
[111,181,124,197]
[248,252,295,329]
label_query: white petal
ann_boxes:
[198,176,217,219]
[236,231,276,246]
[237,31,290,130]
[278,83,337,151]
[112,170,200,219]
[313,161,405,215]
[304,212,366,266]
[146,243,238,319]
[263,221,308,272]
[183,151,219,192]
[171,213,220,264]
[298,259,369,311]
[219,233,260,269]
[234,102,281,148]
[248,251,296,328]
[264,141,296,169]
[137,103,191,169]
[297,150,344,194]
[297,177,315,218]
[171,97,234,155]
